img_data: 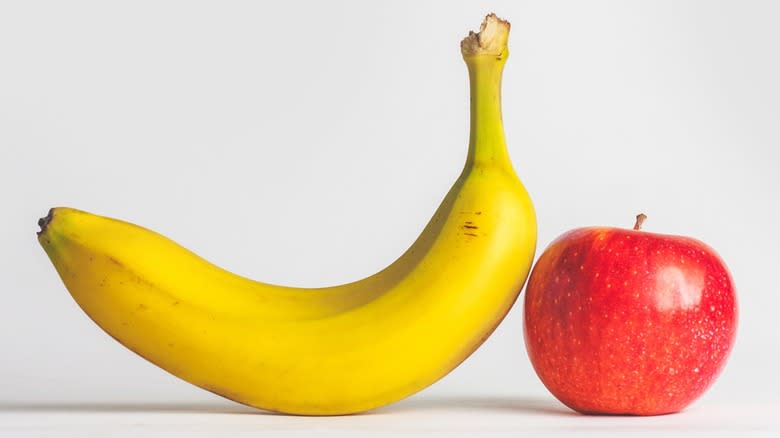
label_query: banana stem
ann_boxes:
[462,14,512,170]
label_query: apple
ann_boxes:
[523,214,737,415]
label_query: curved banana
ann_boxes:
[37,14,536,415]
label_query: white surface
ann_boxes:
[2,398,778,437]
[0,0,778,435]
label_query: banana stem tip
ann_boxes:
[461,13,511,57]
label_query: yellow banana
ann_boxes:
[37,14,536,415]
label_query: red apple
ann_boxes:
[523,214,737,415]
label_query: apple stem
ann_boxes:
[633,213,647,231]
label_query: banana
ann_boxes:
[37,14,536,415]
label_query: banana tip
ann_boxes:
[37,208,54,237]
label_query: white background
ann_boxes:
[1,0,778,436]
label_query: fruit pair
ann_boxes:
[37,14,736,416]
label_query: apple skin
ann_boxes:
[523,223,737,415]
